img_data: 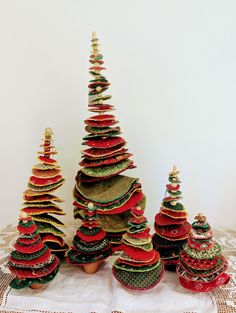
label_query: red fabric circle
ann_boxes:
[122,245,157,262]
[179,273,230,292]
[82,221,100,228]
[161,208,187,219]
[84,137,125,149]
[118,252,160,267]
[131,207,145,216]
[82,143,126,158]
[129,216,147,224]
[17,235,41,245]
[89,66,106,71]
[87,114,115,121]
[41,234,64,246]
[80,153,132,168]
[166,184,180,191]
[101,192,144,215]
[38,156,57,164]
[14,241,44,254]
[76,229,106,242]
[155,222,191,239]
[17,223,37,235]
[155,213,186,226]
[10,249,51,266]
[22,206,62,215]
[29,175,62,186]
[163,196,182,202]
[85,120,118,127]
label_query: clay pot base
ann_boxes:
[30,283,43,289]
[82,262,100,274]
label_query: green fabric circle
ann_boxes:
[184,241,221,259]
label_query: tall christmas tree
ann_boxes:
[112,206,164,290]
[67,202,112,273]
[8,212,59,289]
[177,213,230,292]
[22,128,68,257]
[152,166,191,270]
[73,32,145,248]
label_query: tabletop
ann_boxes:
[0,225,235,313]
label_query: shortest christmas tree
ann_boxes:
[8,212,60,289]
[112,207,164,290]
[177,213,230,292]
[67,202,112,273]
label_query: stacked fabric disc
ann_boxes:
[152,166,191,270]
[8,213,59,289]
[73,32,145,248]
[113,207,164,290]
[22,128,68,257]
[67,203,112,266]
[177,213,230,292]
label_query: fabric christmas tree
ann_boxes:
[67,202,112,272]
[152,166,191,270]
[73,32,145,249]
[112,206,164,290]
[22,128,68,257]
[8,212,59,289]
[177,213,230,292]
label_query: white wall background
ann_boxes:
[0,0,235,230]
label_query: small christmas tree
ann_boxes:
[73,32,145,248]
[112,207,164,290]
[67,202,112,273]
[152,166,191,270]
[22,128,68,257]
[8,212,59,289]
[177,213,230,292]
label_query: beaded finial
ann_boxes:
[194,212,206,223]
[44,127,53,139]
[20,211,28,223]
[171,165,179,175]
[92,31,97,41]
[20,211,28,219]
[91,31,100,55]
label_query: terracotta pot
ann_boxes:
[82,261,100,274]
[29,283,43,289]
[16,276,43,289]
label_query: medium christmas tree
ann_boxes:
[22,128,68,257]
[112,207,164,290]
[177,213,230,292]
[8,212,59,289]
[152,166,191,270]
[67,202,112,273]
[73,32,145,248]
